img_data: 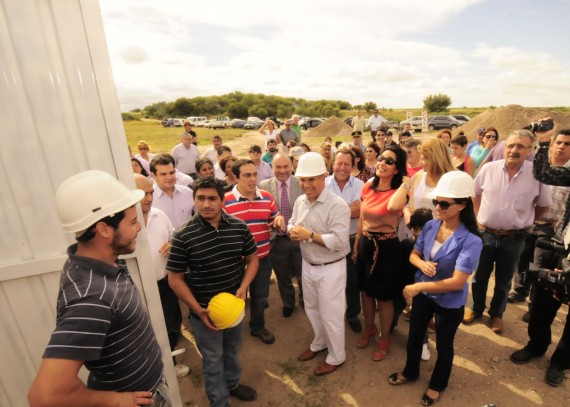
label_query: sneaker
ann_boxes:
[463,308,483,324]
[545,364,565,387]
[507,292,526,303]
[251,328,275,344]
[421,343,431,361]
[510,347,542,364]
[175,364,190,377]
[229,384,257,401]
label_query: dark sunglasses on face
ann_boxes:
[432,199,458,210]
[485,134,498,140]
[378,156,396,165]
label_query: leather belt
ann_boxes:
[308,257,344,267]
[482,226,529,236]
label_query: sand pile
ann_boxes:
[304,116,353,139]
[455,105,570,142]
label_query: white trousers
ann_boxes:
[302,258,347,365]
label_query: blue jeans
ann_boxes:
[190,315,243,407]
[249,256,271,333]
[345,235,361,320]
[471,231,526,318]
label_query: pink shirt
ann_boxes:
[475,160,552,230]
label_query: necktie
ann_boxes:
[279,182,291,235]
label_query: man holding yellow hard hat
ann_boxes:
[168,178,259,406]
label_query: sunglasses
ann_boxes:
[432,199,458,210]
[138,147,148,150]
[484,135,498,140]
[378,156,397,165]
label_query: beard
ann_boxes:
[111,230,136,256]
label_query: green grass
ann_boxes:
[124,120,249,154]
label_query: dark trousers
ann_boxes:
[346,235,361,320]
[528,285,570,369]
[157,277,183,350]
[270,235,303,308]
[403,294,463,392]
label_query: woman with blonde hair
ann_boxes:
[389,138,456,227]
[135,140,154,174]
[259,119,279,149]
[320,141,333,174]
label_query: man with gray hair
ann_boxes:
[278,119,301,153]
[464,129,552,334]
[289,152,350,376]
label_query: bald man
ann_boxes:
[134,174,189,377]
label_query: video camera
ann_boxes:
[528,118,554,133]
[521,238,570,303]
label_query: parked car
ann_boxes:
[209,116,231,129]
[427,115,463,131]
[451,114,471,124]
[399,116,424,132]
[244,118,264,130]
[231,119,246,128]
[202,120,211,128]
[173,118,185,127]
[186,116,207,126]
[265,116,282,128]
[301,118,324,130]
[161,118,175,127]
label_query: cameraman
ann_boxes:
[510,122,570,387]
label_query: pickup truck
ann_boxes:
[209,116,231,129]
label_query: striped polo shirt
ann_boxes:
[223,186,279,259]
[166,212,257,308]
[43,244,163,392]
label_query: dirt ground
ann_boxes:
[173,275,568,407]
[177,127,569,407]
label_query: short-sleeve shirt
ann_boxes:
[43,245,163,392]
[475,160,552,230]
[414,220,483,308]
[223,187,279,259]
[166,212,257,308]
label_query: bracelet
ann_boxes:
[401,183,411,190]
[355,235,361,240]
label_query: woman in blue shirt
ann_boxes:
[388,171,483,406]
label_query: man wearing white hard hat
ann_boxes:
[167,178,260,405]
[289,152,351,376]
[28,170,170,406]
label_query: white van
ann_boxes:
[186,116,207,126]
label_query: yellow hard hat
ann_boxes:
[207,293,245,329]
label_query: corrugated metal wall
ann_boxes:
[0,0,181,405]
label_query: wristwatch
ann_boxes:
[307,232,314,244]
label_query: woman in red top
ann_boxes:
[352,146,408,361]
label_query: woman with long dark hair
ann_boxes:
[388,171,482,406]
[353,146,407,362]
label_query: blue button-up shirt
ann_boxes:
[325,175,364,235]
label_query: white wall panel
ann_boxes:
[0,0,181,405]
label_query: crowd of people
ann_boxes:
[29,116,570,407]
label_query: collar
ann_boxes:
[501,159,529,176]
[232,185,263,201]
[425,221,470,262]
[67,244,124,278]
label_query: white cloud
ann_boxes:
[99,0,569,110]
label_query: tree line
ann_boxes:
[136,91,452,119]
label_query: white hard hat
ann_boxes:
[55,170,144,234]
[431,170,475,198]
[294,152,327,177]
[289,146,305,160]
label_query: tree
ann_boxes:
[363,101,377,112]
[423,93,452,113]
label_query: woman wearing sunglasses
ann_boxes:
[388,171,483,406]
[470,127,499,172]
[352,146,408,361]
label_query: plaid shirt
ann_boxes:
[533,143,570,238]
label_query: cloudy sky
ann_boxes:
[99,0,570,112]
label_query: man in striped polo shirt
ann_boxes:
[28,170,168,406]
[223,159,285,344]
[168,178,260,405]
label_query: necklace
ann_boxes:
[439,226,453,242]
